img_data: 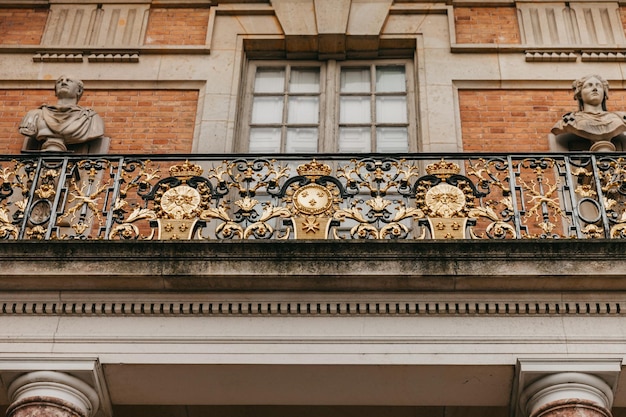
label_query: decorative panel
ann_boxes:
[517,2,625,47]
[41,4,149,48]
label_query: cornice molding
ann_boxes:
[1,296,625,317]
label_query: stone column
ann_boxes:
[6,371,100,417]
[520,372,614,417]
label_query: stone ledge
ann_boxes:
[0,240,624,292]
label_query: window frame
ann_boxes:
[238,58,418,153]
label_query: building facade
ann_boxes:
[1,1,626,417]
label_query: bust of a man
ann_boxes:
[551,75,626,151]
[19,75,105,152]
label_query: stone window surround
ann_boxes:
[236,58,419,153]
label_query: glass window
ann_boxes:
[242,61,415,153]
[248,65,321,153]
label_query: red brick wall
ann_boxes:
[0,89,198,154]
[144,8,210,45]
[459,90,571,152]
[460,89,626,152]
[454,7,521,44]
[0,8,48,45]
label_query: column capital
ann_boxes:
[8,371,100,417]
[0,359,111,417]
[513,359,622,417]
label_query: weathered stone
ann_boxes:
[19,76,105,153]
[551,75,626,151]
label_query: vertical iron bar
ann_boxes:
[45,157,70,240]
[590,154,612,238]
[103,156,126,239]
[506,155,522,239]
[16,157,44,240]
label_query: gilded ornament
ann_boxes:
[297,160,332,180]
[293,184,333,215]
[575,184,597,197]
[234,196,259,214]
[161,185,201,219]
[169,160,203,180]
[35,183,56,199]
[301,216,321,233]
[426,159,461,179]
[582,224,604,238]
[157,218,198,240]
[425,183,466,218]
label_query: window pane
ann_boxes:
[249,128,282,152]
[376,127,408,152]
[251,97,283,124]
[340,68,370,93]
[286,128,318,153]
[288,96,319,124]
[254,68,285,93]
[289,68,320,93]
[376,96,407,123]
[339,127,371,152]
[376,66,406,92]
[340,96,371,124]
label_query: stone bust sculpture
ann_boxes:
[551,74,626,151]
[19,75,105,152]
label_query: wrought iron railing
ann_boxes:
[1,153,625,240]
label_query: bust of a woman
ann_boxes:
[551,74,626,151]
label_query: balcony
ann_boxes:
[1,152,625,241]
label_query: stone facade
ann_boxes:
[1,1,626,416]
[2,0,626,154]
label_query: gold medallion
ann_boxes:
[292,183,333,215]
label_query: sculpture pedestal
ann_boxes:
[589,140,616,152]
[40,138,68,152]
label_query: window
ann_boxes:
[240,60,416,153]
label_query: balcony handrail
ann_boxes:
[1,152,624,241]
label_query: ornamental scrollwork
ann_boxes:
[3,154,625,240]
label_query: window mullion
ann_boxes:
[281,65,291,153]
[322,60,335,152]
[370,64,376,153]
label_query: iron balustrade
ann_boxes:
[0,153,625,240]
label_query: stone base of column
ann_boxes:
[531,398,612,417]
